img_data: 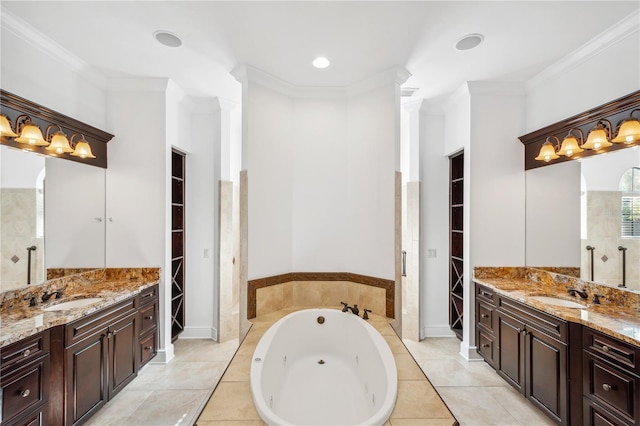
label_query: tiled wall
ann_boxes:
[582,191,640,290]
[255,280,387,318]
[1,188,44,291]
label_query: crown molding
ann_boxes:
[526,10,640,92]
[231,64,411,100]
[1,8,107,89]
[467,81,525,96]
[106,77,170,92]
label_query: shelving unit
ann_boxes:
[171,150,185,342]
[449,151,464,340]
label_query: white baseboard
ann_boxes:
[179,327,217,340]
[459,340,484,362]
[420,325,457,339]
[152,345,175,365]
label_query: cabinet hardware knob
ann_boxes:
[602,345,610,353]
[602,383,612,391]
[481,314,489,318]
[482,344,490,348]
[481,291,491,297]
[22,349,30,357]
[20,389,30,398]
[145,316,153,320]
[145,346,153,351]
[143,293,152,298]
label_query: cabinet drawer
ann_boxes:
[584,352,639,423]
[477,329,496,367]
[498,295,567,342]
[139,302,157,336]
[1,332,49,375]
[65,298,136,347]
[584,328,640,375]
[583,397,633,426]
[477,301,494,332]
[1,357,48,423]
[475,283,497,305]
[139,285,158,306]
[2,408,44,426]
[140,333,156,367]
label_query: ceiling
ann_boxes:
[2,1,638,101]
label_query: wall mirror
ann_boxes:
[0,144,106,291]
[580,147,640,291]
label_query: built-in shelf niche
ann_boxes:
[171,150,185,342]
[449,151,464,340]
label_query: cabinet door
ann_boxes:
[497,310,525,393]
[65,332,108,424]
[108,312,138,398]
[525,327,567,424]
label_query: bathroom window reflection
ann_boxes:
[620,167,640,238]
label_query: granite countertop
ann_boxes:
[0,268,159,348]
[474,271,640,348]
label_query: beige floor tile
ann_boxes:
[418,358,504,387]
[197,382,260,421]
[121,389,209,426]
[486,386,556,425]
[127,360,229,390]
[390,381,453,419]
[384,334,409,354]
[402,338,460,360]
[221,353,252,382]
[196,421,265,426]
[437,387,519,425]
[173,339,239,362]
[390,418,456,426]
[85,390,152,425]
[394,353,427,380]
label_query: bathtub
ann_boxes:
[250,308,397,426]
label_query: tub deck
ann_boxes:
[196,307,458,426]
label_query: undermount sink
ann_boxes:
[42,298,103,311]
[528,296,586,309]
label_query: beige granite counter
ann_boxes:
[0,268,160,348]
[474,267,640,347]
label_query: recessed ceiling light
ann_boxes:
[312,57,330,69]
[455,33,484,51]
[153,30,182,48]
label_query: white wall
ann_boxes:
[524,26,640,267]
[242,75,399,281]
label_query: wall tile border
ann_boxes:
[248,272,395,319]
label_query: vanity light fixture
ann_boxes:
[612,109,640,144]
[0,114,18,137]
[14,117,48,147]
[556,128,584,157]
[581,119,613,150]
[45,125,73,154]
[534,136,560,162]
[70,134,96,159]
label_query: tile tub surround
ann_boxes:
[248,272,395,319]
[196,307,457,425]
[474,267,640,347]
[0,267,160,347]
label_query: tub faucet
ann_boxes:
[363,309,371,320]
[42,290,63,302]
[340,302,359,316]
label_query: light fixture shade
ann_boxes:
[0,114,18,137]
[46,131,73,154]
[71,137,96,159]
[535,141,559,162]
[557,135,584,157]
[612,117,640,144]
[15,123,48,146]
[582,126,612,150]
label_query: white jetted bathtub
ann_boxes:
[250,308,397,426]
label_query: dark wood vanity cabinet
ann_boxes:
[46,285,159,425]
[0,331,50,426]
[582,328,640,426]
[138,285,159,368]
[475,282,569,424]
